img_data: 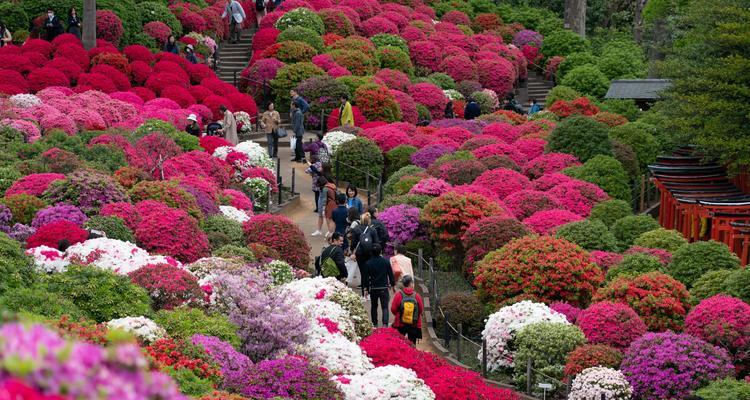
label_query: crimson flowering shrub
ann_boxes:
[6,173,65,197]
[319,9,355,37]
[590,250,624,271]
[621,332,734,399]
[531,172,574,191]
[549,302,582,323]
[242,214,310,269]
[474,235,604,307]
[481,122,521,143]
[472,143,527,165]
[361,16,398,37]
[374,69,411,91]
[564,344,623,378]
[523,209,584,234]
[440,55,477,82]
[100,202,139,229]
[524,153,581,179]
[221,189,253,211]
[593,271,691,331]
[27,68,70,92]
[409,177,452,197]
[576,302,647,349]
[241,167,278,193]
[685,295,750,370]
[389,89,419,124]
[473,168,531,200]
[146,337,222,381]
[199,136,232,155]
[461,216,529,273]
[409,82,448,120]
[549,97,600,118]
[548,179,609,217]
[129,263,204,310]
[503,190,562,220]
[477,58,516,97]
[422,192,504,252]
[26,220,89,249]
[135,206,210,263]
[353,84,402,123]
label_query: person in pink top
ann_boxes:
[390,244,413,289]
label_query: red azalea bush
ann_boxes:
[26,220,89,249]
[563,344,623,378]
[95,10,124,47]
[200,136,232,154]
[503,190,562,220]
[318,10,355,37]
[421,192,504,252]
[593,112,628,127]
[129,263,204,310]
[135,206,210,263]
[549,97,600,118]
[685,294,750,369]
[576,302,648,349]
[123,45,154,64]
[548,179,609,217]
[409,40,442,71]
[27,67,70,92]
[472,168,530,200]
[374,69,411,92]
[354,84,402,123]
[524,153,581,179]
[253,28,281,51]
[389,90,419,125]
[593,271,691,332]
[146,338,221,380]
[477,58,516,97]
[113,167,150,190]
[472,143,527,165]
[129,180,202,220]
[100,202,140,229]
[243,214,311,269]
[523,209,584,234]
[481,122,520,143]
[461,216,529,273]
[6,173,66,197]
[473,235,604,307]
[409,82,447,120]
[514,138,547,160]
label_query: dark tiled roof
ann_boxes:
[605,79,672,100]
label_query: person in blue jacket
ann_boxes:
[346,184,364,213]
[464,97,481,120]
[164,35,180,54]
[528,98,542,115]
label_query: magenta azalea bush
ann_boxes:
[576,302,647,349]
[409,177,452,197]
[684,295,750,370]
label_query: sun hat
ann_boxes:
[187,114,198,122]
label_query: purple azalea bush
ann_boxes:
[621,332,734,399]
[43,170,129,215]
[242,356,344,399]
[191,334,252,392]
[8,223,35,242]
[31,203,89,228]
[180,185,219,216]
[410,145,455,168]
[513,29,543,48]
[378,204,423,254]
[0,204,12,227]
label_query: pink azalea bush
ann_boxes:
[685,295,750,371]
[524,209,584,234]
[576,302,648,349]
[409,178,452,197]
[472,169,530,200]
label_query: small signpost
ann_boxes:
[538,383,553,400]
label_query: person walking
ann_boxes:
[291,102,306,162]
[323,178,338,237]
[185,44,199,64]
[368,206,390,248]
[0,21,11,47]
[185,114,201,137]
[390,275,423,344]
[305,160,323,213]
[332,193,349,237]
[339,94,354,127]
[43,9,64,41]
[365,244,395,327]
[344,206,360,252]
[260,102,281,157]
[255,0,266,27]
[218,105,238,145]
[351,212,379,295]
[316,232,347,279]
[444,100,455,119]
[222,0,246,43]
[164,35,180,54]
[67,8,81,39]
[528,98,541,115]
[390,244,414,288]
[464,97,481,120]
[312,176,330,237]
[346,184,363,214]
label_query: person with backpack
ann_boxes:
[390,275,423,344]
[316,232,347,279]
[350,212,379,295]
[365,243,395,327]
[368,206,390,247]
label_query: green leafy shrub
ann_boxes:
[427,73,456,90]
[0,2,28,32]
[588,199,632,227]
[271,62,326,112]
[611,215,660,247]
[556,52,596,81]
[546,116,613,162]
[0,232,35,295]
[167,367,215,397]
[277,26,324,52]
[470,90,497,114]
[1,194,47,225]
[690,269,734,305]
[154,306,241,349]
[609,122,659,171]
[295,75,351,121]
[633,228,687,252]
[385,145,418,178]
[384,165,425,195]
[606,253,664,281]
[275,7,324,34]
[563,155,631,202]
[138,1,183,35]
[611,140,640,179]
[201,215,245,250]
[213,244,256,263]
[555,219,619,251]
[84,216,135,243]
[334,137,384,188]
[560,65,611,98]
[0,285,85,319]
[376,46,414,74]
[695,378,750,400]
[0,167,22,196]
[600,99,641,121]
[725,268,750,304]
[275,41,318,64]
[416,104,432,123]
[541,29,590,58]
[596,43,646,80]
[371,33,409,53]
[82,144,128,173]
[668,241,740,287]
[391,176,422,196]
[544,86,581,110]
[45,265,152,322]
[335,76,374,97]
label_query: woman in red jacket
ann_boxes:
[390,275,424,344]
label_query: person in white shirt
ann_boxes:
[222,0,246,43]
[391,244,414,290]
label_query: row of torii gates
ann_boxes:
[649,148,750,265]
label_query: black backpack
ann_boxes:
[355,226,376,255]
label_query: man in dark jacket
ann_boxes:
[365,244,395,327]
[316,232,347,279]
[390,275,424,344]
[43,9,64,41]
[368,206,390,248]
[331,193,349,236]
[464,98,481,120]
[291,102,306,162]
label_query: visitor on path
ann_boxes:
[43,10,64,41]
[368,206,390,247]
[346,185,363,214]
[164,35,180,54]
[222,0,246,43]
[323,178,338,237]
[312,176,328,236]
[291,102,306,162]
[260,102,281,157]
[339,95,354,127]
[305,160,323,213]
[218,105,239,145]
[185,44,198,64]
[67,8,81,39]
[332,193,349,237]
[344,206,360,252]
[351,212,379,295]
[316,232,347,279]
[0,21,11,47]
[390,275,423,344]
[365,243,396,327]
[391,244,414,288]
[255,0,266,28]
[464,98,481,120]
[290,90,310,114]
[185,114,201,137]
[503,94,524,114]
[444,100,455,119]
[528,98,541,115]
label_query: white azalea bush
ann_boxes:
[107,316,167,344]
[280,276,349,301]
[569,367,633,400]
[299,299,357,341]
[322,130,356,155]
[242,177,270,207]
[266,259,294,286]
[235,111,254,134]
[480,300,569,371]
[302,320,373,375]
[26,246,70,273]
[443,89,464,101]
[336,366,436,400]
[214,140,275,171]
[9,94,42,108]
[220,205,252,223]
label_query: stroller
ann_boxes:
[206,122,223,136]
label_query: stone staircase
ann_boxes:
[518,71,555,108]
[216,28,255,85]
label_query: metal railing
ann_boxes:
[332,156,383,208]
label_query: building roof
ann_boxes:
[605,79,672,100]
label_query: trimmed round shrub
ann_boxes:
[242,357,344,399]
[621,332,734,400]
[513,322,587,391]
[588,199,632,227]
[329,48,379,76]
[545,86,581,109]
[695,378,750,400]
[556,52,596,82]
[371,33,408,53]
[523,209,585,235]
[129,264,204,311]
[242,214,311,269]
[422,192,504,252]
[377,46,414,74]
[385,145,418,177]
[611,215,660,248]
[83,215,135,242]
[546,116,612,162]
[436,292,487,337]
[319,9,355,37]
[541,29,589,58]
[461,216,530,273]
[473,168,531,200]
[564,344,623,378]
[201,216,245,250]
[555,219,619,252]
[560,65,610,98]
[668,240,740,287]
[354,84,402,122]
[130,181,201,220]
[155,307,240,348]
[690,269,734,305]
[277,26,324,52]
[275,7,325,34]
[0,232,35,295]
[563,155,631,202]
[593,271,690,331]
[597,44,646,80]
[270,62,326,111]
[43,170,129,215]
[427,159,486,186]
[45,264,152,322]
[384,165,424,195]
[26,220,89,250]
[633,228,687,252]
[606,253,664,281]
[136,206,210,263]
[502,190,561,220]
[576,302,647,349]
[0,285,85,320]
[726,268,750,304]
[275,41,318,63]
[474,235,604,307]
[333,137,384,189]
[610,122,659,170]
[685,295,750,369]
[213,244,257,263]
[1,194,47,225]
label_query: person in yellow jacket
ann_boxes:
[339,95,354,127]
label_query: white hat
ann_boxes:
[187,114,198,122]
[187,44,194,50]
